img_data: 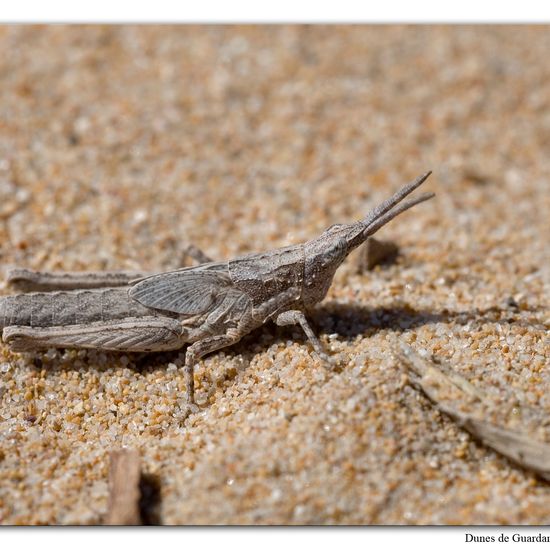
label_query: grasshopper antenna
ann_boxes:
[363,191,434,237]
[343,171,434,250]
[363,171,432,226]
[362,171,434,236]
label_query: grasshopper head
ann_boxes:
[301,220,364,308]
[301,171,434,308]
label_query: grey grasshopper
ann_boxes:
[0,172,434,409]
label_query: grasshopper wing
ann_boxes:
[128,266,234,315]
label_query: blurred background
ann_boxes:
[0,26,547,273]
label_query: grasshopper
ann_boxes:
[0,172,434,410]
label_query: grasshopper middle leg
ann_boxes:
[183,330,245,406]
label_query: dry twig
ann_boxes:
[397,343,550,482]
[105,448,142,525]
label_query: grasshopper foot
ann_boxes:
[317,350,343,373]
[275,310,336,367]
[174,400,200,424]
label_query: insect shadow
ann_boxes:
[139,472,162,525]
[218,301,544,361]
[311,301,545,340]
[167,301,541,365]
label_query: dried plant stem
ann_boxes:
[397,343,550,482]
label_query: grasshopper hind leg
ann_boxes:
[5,268,148,292]
[2,317,187,353]
[5,245,213,293]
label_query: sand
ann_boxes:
[0,25,548,525]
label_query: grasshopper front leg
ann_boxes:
[275,310,333,365]
[247,286,333,365]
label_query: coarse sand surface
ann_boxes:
[0,25,548,524]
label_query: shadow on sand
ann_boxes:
[23,301,545,376]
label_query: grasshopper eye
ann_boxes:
[324,223,344,234]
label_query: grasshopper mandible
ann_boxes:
[0,172,434,410]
